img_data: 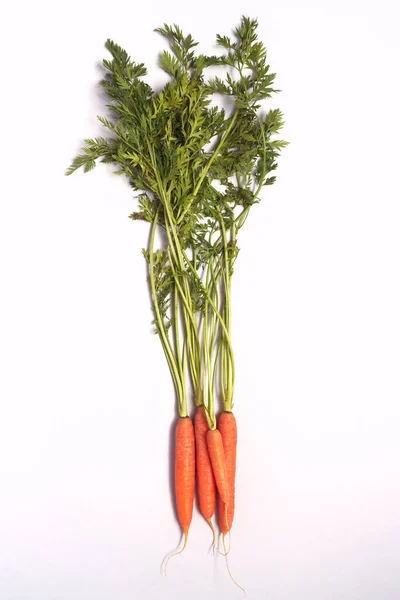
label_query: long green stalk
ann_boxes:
[148,213,186,415]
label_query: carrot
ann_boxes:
[164,416,195,574]
[217,411,237,535]
[206,428,229,504]
[195,406,216,535]
[175,416,196,538]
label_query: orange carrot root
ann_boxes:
[217,411,237,534]
[175,417,195,533]
[164,416,194,573]
[207,428,229,504]
[195,407,216,529]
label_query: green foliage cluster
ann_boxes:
[67,17,287,424]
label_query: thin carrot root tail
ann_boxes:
[206,519,217,553]
[222,534,247,597]
[164,529,188,576]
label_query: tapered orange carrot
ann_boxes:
[206,428,229,504]
[164,416,195,574]
[217,411,237,535]
[175,416,195,538]
[195,406,216,528]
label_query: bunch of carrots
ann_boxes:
[67,16,287,571]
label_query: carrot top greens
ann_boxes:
[67,16,287,427]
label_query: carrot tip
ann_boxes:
[163,530,188,576]
[218,531,231,557]
[206,519,217,554]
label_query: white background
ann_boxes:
[1,0,399,598]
